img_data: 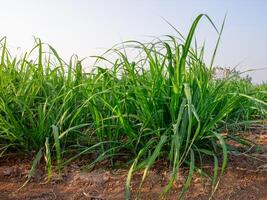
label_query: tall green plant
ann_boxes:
[0,14,266,199]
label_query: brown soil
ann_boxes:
[0,130,266,200]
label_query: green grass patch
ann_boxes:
[0,14,266,199]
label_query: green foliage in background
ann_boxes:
[0,14,266,199]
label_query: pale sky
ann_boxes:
[0,0,266,83]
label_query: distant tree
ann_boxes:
[213,66,252,83]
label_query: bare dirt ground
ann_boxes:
[0,129,266,200]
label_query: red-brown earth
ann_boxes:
[0,128,266,200]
